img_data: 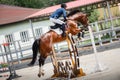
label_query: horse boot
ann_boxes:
[81,31,85,38]
[60,24,66,37]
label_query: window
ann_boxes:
[5,34,14,45]
[35,28,42,37]
[20,31,29,42]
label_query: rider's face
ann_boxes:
[64,6,67,9]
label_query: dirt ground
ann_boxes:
[0,44,120,80]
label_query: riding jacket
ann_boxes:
[50,8,67,20]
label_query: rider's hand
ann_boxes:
[64,18,67,22]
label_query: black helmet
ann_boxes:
[61,3,67,8]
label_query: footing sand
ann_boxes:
[1,48,120,80]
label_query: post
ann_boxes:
[2,43,21,80]
[106,1,116,38]
[88,25,106,72]
[0,45,6,63]
[17,41,23,58]
[95,22,103,46]
[103,7,113,43]
[29,19,36,40]
[13,41,21,64]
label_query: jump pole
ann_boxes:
[2,43,21,80]
[88,25,107,72]
[51,34,86,78]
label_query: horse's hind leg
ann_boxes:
[38,66,44,77]
[38,56,46,77]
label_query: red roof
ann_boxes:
[0,0,103,25]
[0,4,40,25]
[28,0,103,18]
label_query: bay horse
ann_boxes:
[28,10,89,77]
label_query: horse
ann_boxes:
[28,10,89,77]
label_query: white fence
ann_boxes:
[0,17,120,65]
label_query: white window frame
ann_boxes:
[5,34,14,45]
[35,28,43,38]
[20,31,29,42]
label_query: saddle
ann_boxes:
[50,23,66,37]
[50,23,62,29]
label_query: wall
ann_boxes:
[0,19,53,44]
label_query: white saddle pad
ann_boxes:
[50,28,63,35]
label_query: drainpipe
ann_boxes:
[29,19,36,40]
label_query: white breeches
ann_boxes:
[50,18,65,25]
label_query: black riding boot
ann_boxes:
[50,24,60,29]
[60,24,66,37]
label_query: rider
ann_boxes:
[50,3,67,37]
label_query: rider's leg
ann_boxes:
[50,18,66,37]
[60,24,66,37]
[50,18,64,25]
[50,23,60,29]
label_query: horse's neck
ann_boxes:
[68,16,75,20]
[68,14,79,20]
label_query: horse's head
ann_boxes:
[76,13,89,28]
[67,10,89,30]
[66,20,81,35]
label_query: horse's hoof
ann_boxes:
[41,72,44,76]
[38,74,41,77]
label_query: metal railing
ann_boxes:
[0,17,120,71]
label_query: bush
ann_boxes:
[0,63,8,68]
[88,9,99,23]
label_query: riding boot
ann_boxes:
[60,24,66,37]
[50,24,60,29]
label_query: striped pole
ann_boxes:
[88,25,107,72]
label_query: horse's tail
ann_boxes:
[28,39,40,66]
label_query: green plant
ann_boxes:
[88,9,99,23]
[0,63,8,68]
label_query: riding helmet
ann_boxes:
[61,3,67,8]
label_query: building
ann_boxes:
[0,0,120,62]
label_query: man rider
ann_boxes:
[50,3,67,37]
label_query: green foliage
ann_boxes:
[0,0,18,5]
[0,63,8,68]
[0,0,72,8]
[15,0,44,8]
[88,9,99,23]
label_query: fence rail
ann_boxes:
[0,17,120,71]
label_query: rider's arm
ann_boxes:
[62,9,67,21]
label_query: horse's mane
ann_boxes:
[67,10,80,17]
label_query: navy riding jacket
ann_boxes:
[50,8,67,20]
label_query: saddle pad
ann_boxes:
[50,28,63,35]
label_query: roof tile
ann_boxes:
[0,0,103,25]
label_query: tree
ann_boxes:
[0,0,72,8]
[0,0,17,5]
[88,9,99,23]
